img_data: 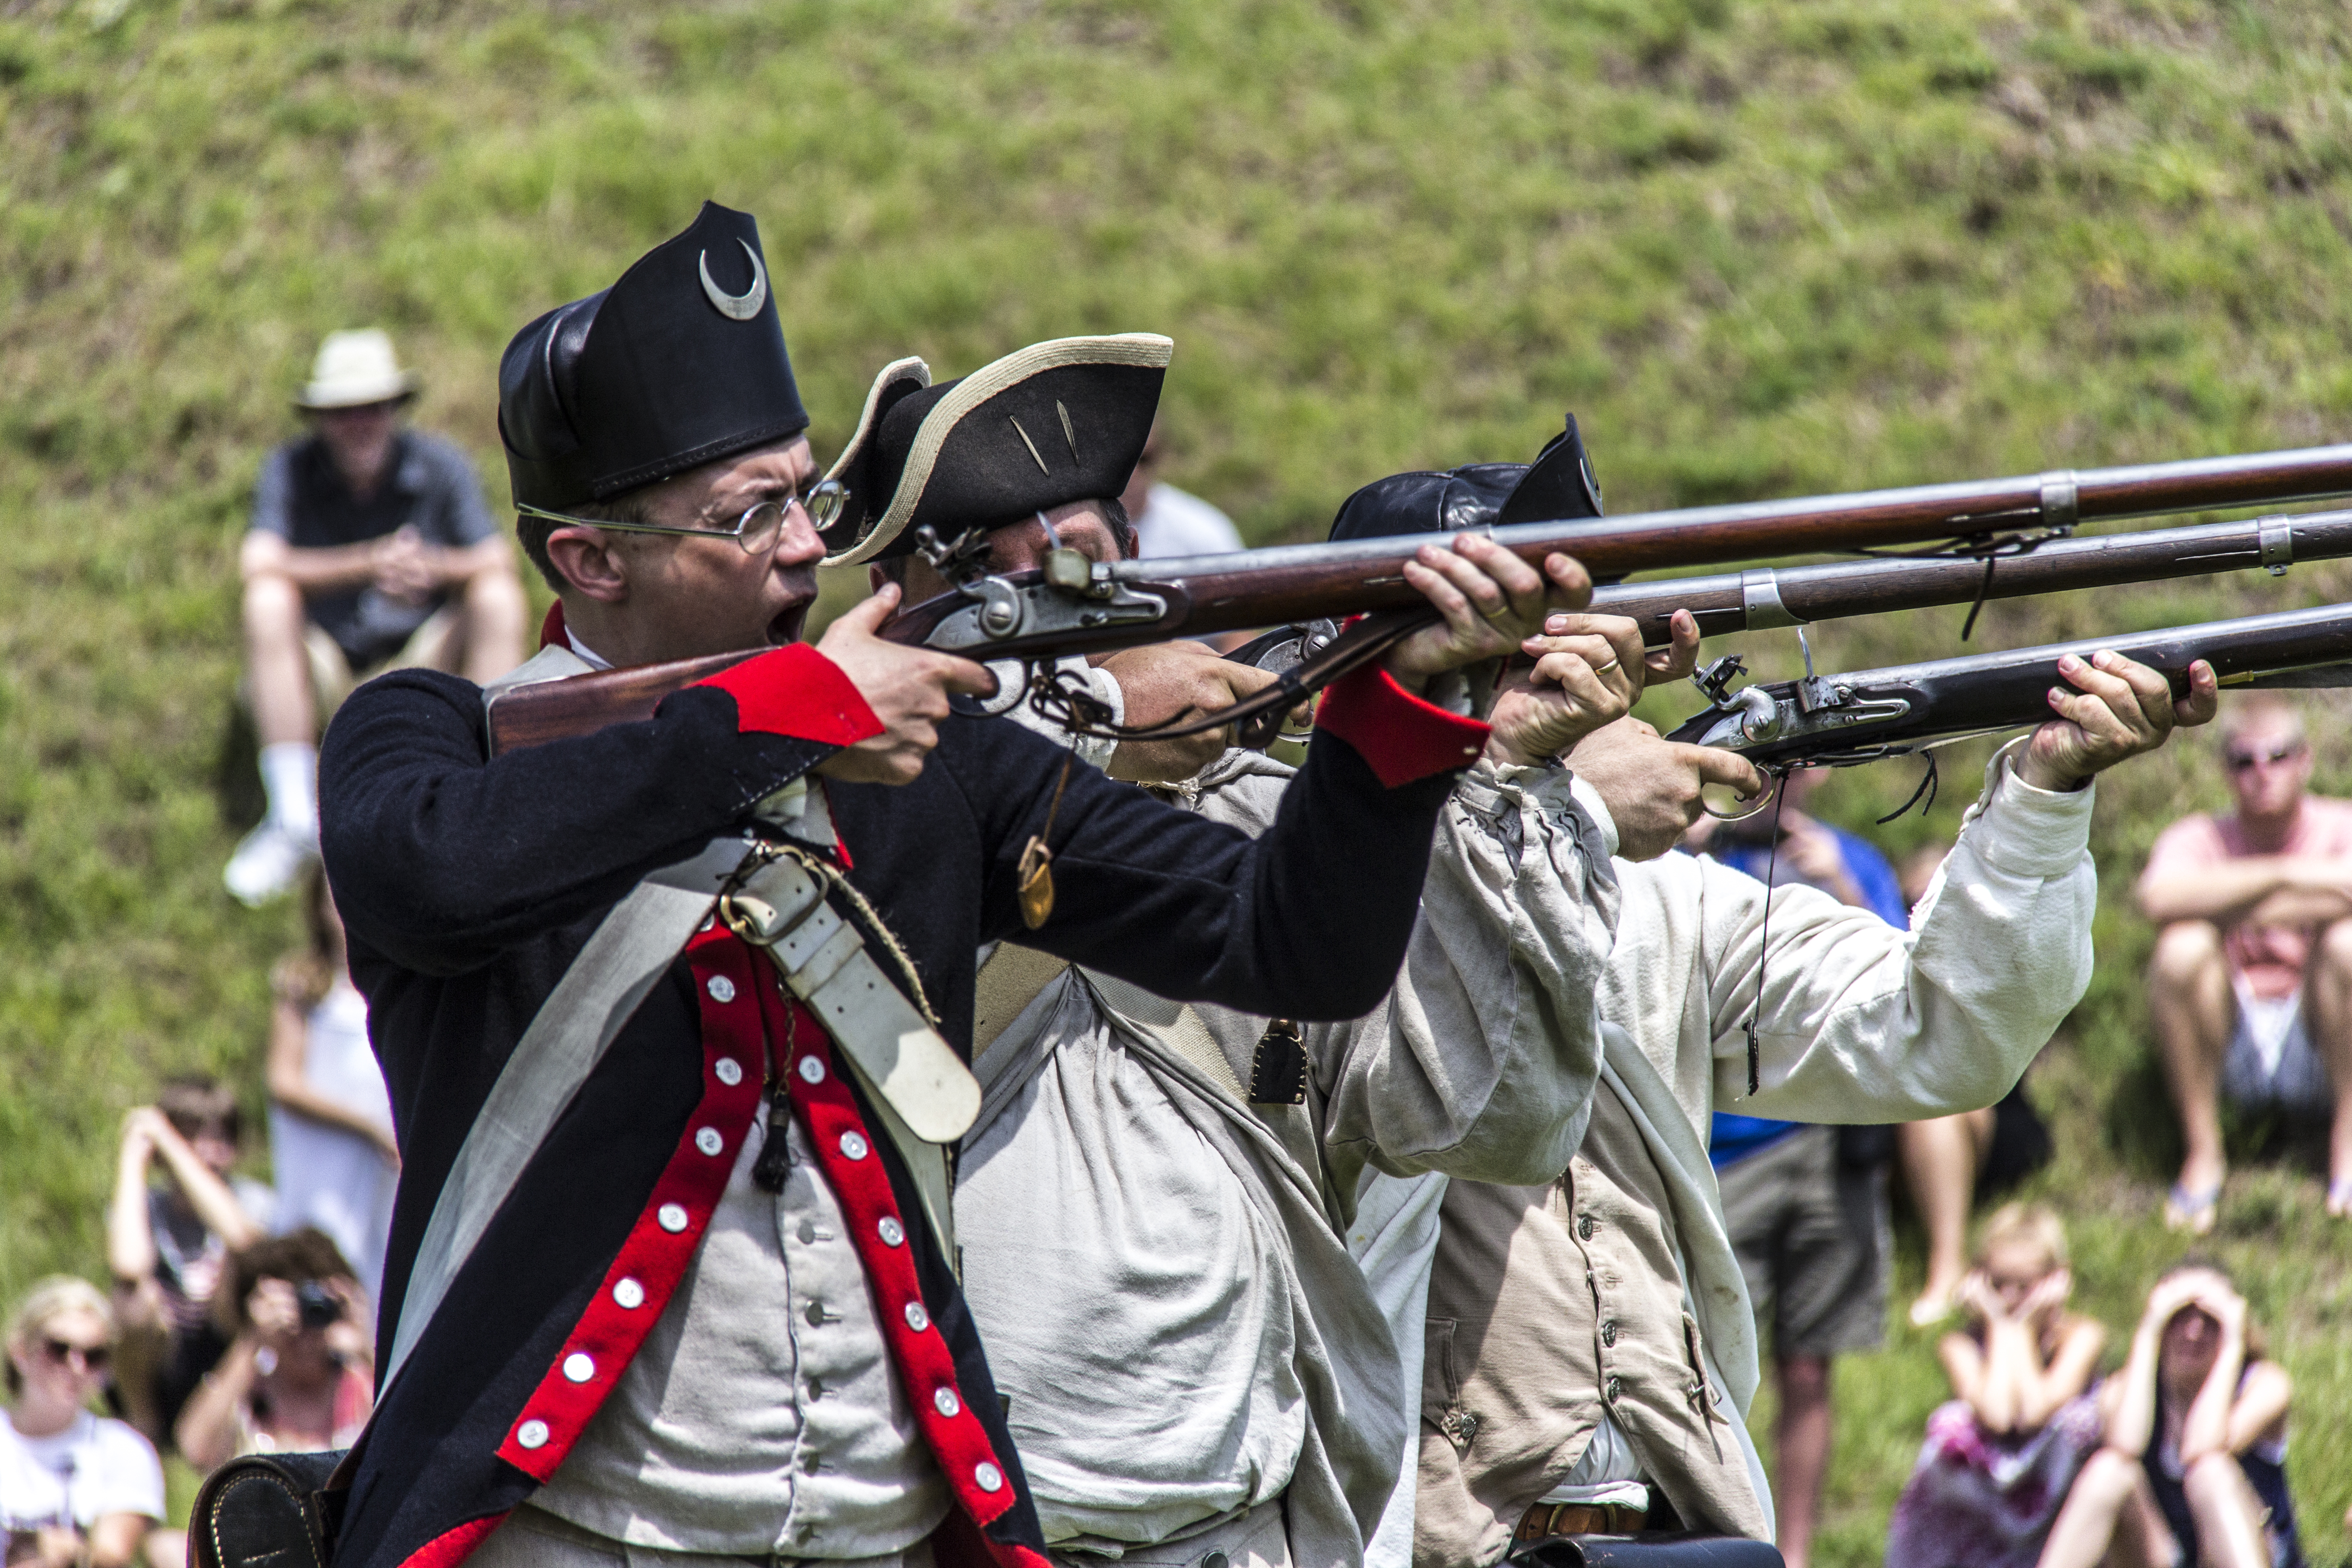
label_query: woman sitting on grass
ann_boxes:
[0,1278,169,1568]
[1885,1203,2110,1568]
[2037,1262,2299,1568]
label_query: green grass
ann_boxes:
[8,0,2352,1560]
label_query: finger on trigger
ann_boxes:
[1691,745,1765,800]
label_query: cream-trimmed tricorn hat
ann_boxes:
[821,334,1171,566]
[296,329,420,411]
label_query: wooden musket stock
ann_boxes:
[488,441,2352,753]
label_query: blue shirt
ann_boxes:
[1706,823,1907,1170]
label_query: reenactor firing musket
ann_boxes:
[486,442,2352,752]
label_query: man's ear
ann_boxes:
[545,529,629,605]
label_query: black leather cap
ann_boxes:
[498,201,808,510]
[823,335,1171,565]
[1327,412,1603,541]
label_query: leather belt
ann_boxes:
[1514,1500,1647,1542]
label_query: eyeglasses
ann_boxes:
[2224,741,2305,772]
[41,1339,109,1372]
[518,480,847,555]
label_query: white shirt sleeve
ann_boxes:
[1700,745,2097,1122]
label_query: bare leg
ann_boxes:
[243,573,316,748]
[2300,920,2352,1211]
[1900,1107,1996,1323]
[2181,1451,2269,1568]
[456,562,529,684]
[2037,1447,2142,1568]
[1774,1355,1832,1568]
[2149,921,2235,1227]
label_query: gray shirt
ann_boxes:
[532,1087,947,1558]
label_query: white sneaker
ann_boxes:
[225,819,317,907]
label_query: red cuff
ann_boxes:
[690,645,885,748]
[1313,666,1490,788]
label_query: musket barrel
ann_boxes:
[1599,507,2352,644]
[1111,441,2352,643]
[1667,599,2352,766]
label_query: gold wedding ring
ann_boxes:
[1593,658,1620,674]
[1480,603,1513,621]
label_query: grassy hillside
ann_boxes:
[7,0,2352,1558]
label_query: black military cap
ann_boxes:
[1326,413,1603,541]
[822,334,1172,565]
[498,201,808,511]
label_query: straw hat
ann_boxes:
[296,329,419,411]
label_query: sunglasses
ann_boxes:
[2224,741,2305,772]
[41,1338,109,1371]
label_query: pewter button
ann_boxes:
[805,1301,828,1326]
[714,1057,743,1086]
[798,1220,818,1244]
[657,1203,689,1233]
[878,1216,905,1247]
[1203,1554,1230,1568]
[839,1132,869,1160]
[934,1387,961,1417]
[1605,1376,1622,1402]
[1601,1321,1617,1347]
[904,1301,931,1332]
[1577,1214,1596,1240]
[613,1278,645,1310]
[705,975,736,1004]
[517,1420,549,1449]
[974,1461,1003,1493]
[798,1055,825,1084]
[695,1127,725,1157]
[562,1352,594,1383]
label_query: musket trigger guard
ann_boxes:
[1700,781,1781,823]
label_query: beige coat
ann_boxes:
[1412,747,2100,1564]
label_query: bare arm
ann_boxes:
[240,529,391,594]
[2176,1289,2250,1465]
[2222,1361,2292,1457]
[175,1333,262,1472]
[144,1119,262,1253]
[2136,854,2347,926]
[106,1112,162,1282]
[2104,1279,2198,1457]
[84,1515,149,1568]
[265,996,398,1161]
[2016,1318,2107,1430]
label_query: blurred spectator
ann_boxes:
[228,329,525,906]
[1893,836,2055,1328]
[104,1081,270,1447]
[174,1230,373,1473]
[2037,1263,2300,1568]
[2137,693,2352,1234]
[266,870,396,1299]
[2,1278,167,1568]
[1883,1204,2107,1568]
[1695,765,1906,1568]
[1118,415,1245,558]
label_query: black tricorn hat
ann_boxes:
[1327,413,1603,542]
[822,334,1172,565]
[498,201,809,511]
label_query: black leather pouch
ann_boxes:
[191,1450,350,1568]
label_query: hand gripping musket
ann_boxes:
[1664,600,2352,772]
[487,442,2352,754]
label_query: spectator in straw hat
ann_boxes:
[228,329,526,906]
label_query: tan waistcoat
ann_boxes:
[1412,1080,1769,1568]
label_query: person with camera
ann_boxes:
[172,1230,372,1475]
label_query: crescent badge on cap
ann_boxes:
[699,240,768,321]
